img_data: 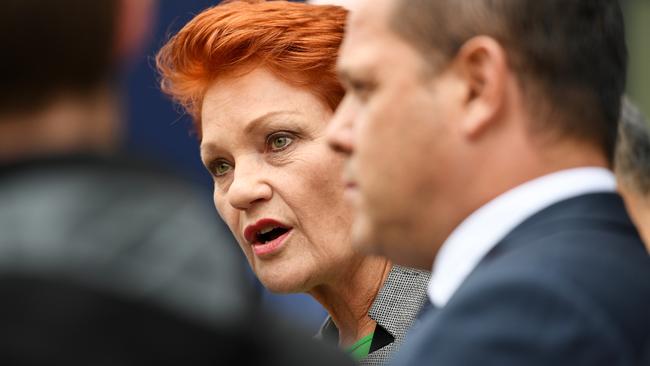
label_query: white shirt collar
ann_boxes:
[428,167,617,308]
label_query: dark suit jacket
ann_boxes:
[392,193,650,366]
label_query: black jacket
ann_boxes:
[393,193,650,366]
[0,154,353,366]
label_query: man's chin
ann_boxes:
[352,214,404,256]
[388,250,432,270]
[351,237,381,256]
[350,219,381,254]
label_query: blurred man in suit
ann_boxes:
[327,0,650,364]
[616,98,650,252]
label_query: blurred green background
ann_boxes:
[625,0,650,122]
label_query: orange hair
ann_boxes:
[156,0,347,132]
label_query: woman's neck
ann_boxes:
[309,256,392,348]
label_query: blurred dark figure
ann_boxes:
[0,0,140,160]
[0,1,352,365]
[616,98,650,252]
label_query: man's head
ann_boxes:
[327,0,627,268]
[1,0,118,116]
[615,99,650,252]
[0,0,155,161]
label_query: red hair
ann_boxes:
[156,0,347,132]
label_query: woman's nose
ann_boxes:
[227,160,272,210]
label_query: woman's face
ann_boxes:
[200,67,357,293]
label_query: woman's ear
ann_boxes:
[452,36,509,139]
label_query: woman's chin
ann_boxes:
[258,273,312,294]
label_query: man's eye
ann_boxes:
[268,134,294,151]
[349,81,375,101]
[212,161,232,176]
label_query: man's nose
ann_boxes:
[327,95,357,155]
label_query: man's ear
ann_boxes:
[452,36,509,139]
[113,0,157,64]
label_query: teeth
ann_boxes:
[259,227,276,235]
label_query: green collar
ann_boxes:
[346,333,374,361]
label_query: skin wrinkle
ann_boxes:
[156,0,400,350]
[309,254,391,345]
[201,67,389,348]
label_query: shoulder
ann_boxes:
[0,154,218,232]
[484,193,650,312]
[0,154,247,320]
[396,194,650,365]
[487,215,650,312]
[406,253,650,366]
[397,264,649,366]
[395,222,650,366]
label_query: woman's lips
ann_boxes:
[243,218,293,258]
[251,228,292,257]
[243,218,289,244]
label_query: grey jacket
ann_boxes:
[317,265,430,365]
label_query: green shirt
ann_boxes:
[346,333,374,361]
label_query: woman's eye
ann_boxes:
[212,161,232,176]
[268,134,294,151]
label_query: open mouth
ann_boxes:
[244,218,293,247]
[244,220,293,257]
[255,226,290,244]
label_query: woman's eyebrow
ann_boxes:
[242,110,301,135]
[199,110,303,157]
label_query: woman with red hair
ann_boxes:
[156,1,429,363]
